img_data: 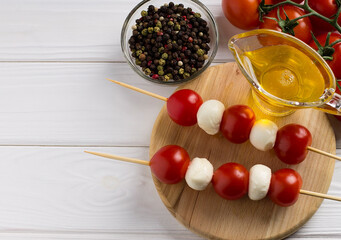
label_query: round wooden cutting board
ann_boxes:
[149,62,336,240]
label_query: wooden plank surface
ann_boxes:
[0,146,338,239]
[0,0,241,62]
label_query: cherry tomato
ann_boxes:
[309,32,341,79]
[222,0,261,30]
[274,124,312,164]
[167,89,203,126]
[259,5,313,43]
[269,168,302,207]
[212,162,249,200]
[220,105,256,144]
[309,0,341,32]
[150,145,190,184]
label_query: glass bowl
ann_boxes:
[121,0,219,85]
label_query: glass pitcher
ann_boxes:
[228,29,341,117]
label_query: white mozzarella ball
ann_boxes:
[250,119,278,151]
[185,157,214,191]
[197,100,225,135]
[248,164,272,201]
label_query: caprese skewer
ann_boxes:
[85,145,341,207]
[107,79,341,164]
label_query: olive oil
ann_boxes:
[242,45,325,102]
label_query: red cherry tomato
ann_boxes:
[212,162,249,200]
[269,168,302,207]
[220,105,256,144]
[274,124,312,164]
[309,32,341,79]
[222,0,261,30]
[259,5,313,44]
[309,0,341,32]
[167,89,203,126]
[150,145,190,184]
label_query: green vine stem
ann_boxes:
[259,0,341,34]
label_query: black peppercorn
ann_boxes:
[128,2,211,82]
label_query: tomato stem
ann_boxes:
[258,0,341,35]
[336,80,341,93]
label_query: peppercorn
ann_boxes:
[161,53,168,59]
[129,2,211,82]
[197,49,204,56]
[142,29,148,36]
[148,27,154,33]
[183,72,190,78]
[144,68,151,75]
[159,58,166,66]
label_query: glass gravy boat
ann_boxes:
[228,29,341,117]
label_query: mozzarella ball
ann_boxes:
[248,164,272,201]
[250,119,278,151]
[197,100,225,135]
[185,157,214,191]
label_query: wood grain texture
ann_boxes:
[0,0,241,62]
[0,146,338,239]
[150,63,336,240]
[0,62,338,148]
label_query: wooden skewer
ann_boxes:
[106,79,341,162]
[107,78,168,102]
[300,189,341,202]
[85,150,341,202]
[84,150,150,166]
[307,146,341,161]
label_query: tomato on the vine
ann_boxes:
[309,0,341,32]
[150,145,190,184]
[167,89,203,126]
[259,5,313,44]
[274,124,312,164]
[269,168,302,207]
[220,105,256,144]
[212,162,249,200]
[221,0,261,30]
[309,32,341,79]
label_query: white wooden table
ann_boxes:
[0,0,340,239]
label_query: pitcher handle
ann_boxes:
[316,93,341,115]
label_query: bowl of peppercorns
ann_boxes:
[121,0,218,84]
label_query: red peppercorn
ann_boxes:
[188,24,193,29]
[182,16,187,20]
[182,46,187,51]
[152,74,159,79]
[188,37,193,42]
[148,61,152,66]
[157,31,163,36]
